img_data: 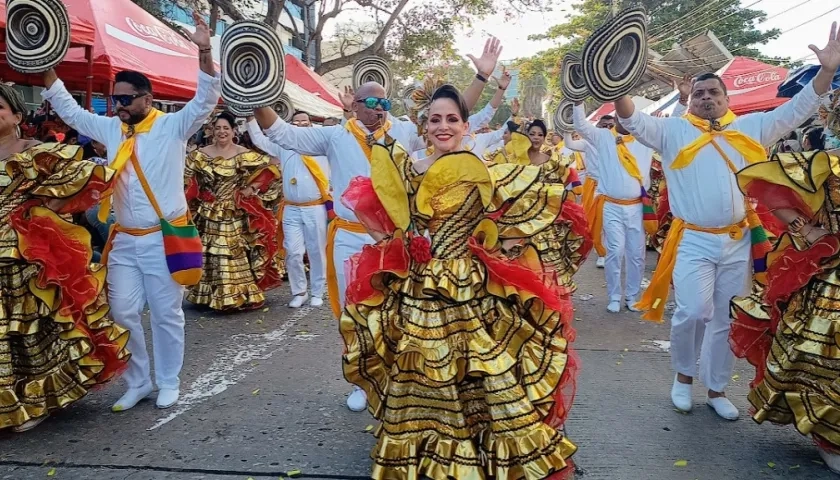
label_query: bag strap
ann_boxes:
[129,154,165,220]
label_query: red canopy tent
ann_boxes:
[719,56,788,115]
[0,0,97,107]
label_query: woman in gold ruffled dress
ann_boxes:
[0,85,130,432]
[729,149,840,473]
[341,85,577,479]
[491,120,591,292]
[185,112,283,311]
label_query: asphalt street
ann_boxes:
[0,252,835,480]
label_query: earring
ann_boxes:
[15,124,21,139]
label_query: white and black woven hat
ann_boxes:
[560,52,588,102]
[226,103,253,118]
[5,0,70,73]
[220,20,286,110]
[352,56,392,98]
[274,93,294,122]
[581,7,648,102]
[553,99,575,134]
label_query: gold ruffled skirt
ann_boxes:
[530,223,586,292]
[188,212,283,311]
[341,254,576,480]
[0,261,129,430]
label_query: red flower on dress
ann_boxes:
[408,234,432,263]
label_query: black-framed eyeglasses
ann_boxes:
[357,97,392,111]
[111,93,148,107]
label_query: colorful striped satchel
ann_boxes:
[131,155,203,285]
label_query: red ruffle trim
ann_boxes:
[560,200,592,264]
[344,237,410,306]
[730,235,840,387]
[341,176,396,236]
[744,179,814,218]
[249,168,277,193]
[9,201,128,381]
[55,177,109,215]
[237,194,282,291]
[185,177,200,203]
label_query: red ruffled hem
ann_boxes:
[55,177,109,215]
[344,237,410,306]
[10,201,127,381]
[185,177,200,203]
[560,200,592,264]
[341,176,396,236]
[237,194,282,291]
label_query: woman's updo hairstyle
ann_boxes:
[215,111,237,128]
[527,119,547,136]
[430,84,470,121]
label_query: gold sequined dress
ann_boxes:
[341,143,578,480]
[0,143,130,430]
[730,151,840,452]
[185,150,283,311]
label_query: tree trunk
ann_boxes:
[265,0,286,29]
[212,0,245,21]
[209,1,219,37]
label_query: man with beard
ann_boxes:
[248,111,330,309]
[615,28,839,421]
[40,12,221,412]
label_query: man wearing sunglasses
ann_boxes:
[252,37,504,413]
[40,11,221,413]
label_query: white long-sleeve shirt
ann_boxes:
[43,72,221,229]
[619,82,821,228]
[564,132,599,182]
[574,103,653,197]
[247,120,329,205]
[468,102,497,133]
[263,117,424,222]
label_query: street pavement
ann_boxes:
[0,252,836,480]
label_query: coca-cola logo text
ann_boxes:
[732,71,781,88]
[126,17,191,51]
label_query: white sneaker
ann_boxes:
[347,385,367,412]
[310,297,323,307]
[289,294,309,308]
[818,446,840,474]
[706,396,739,421]
[596,257,606,268]
[626,298,642,312]
[671,375,692,412]
[156,388,179,409]
[607,301,620,313]
[112,383,154,412]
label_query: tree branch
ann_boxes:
[211,0,245,20]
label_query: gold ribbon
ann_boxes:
[345,118,393,161]
[98,109,165,222]
[326,218,369,318]
[672,110,765,170]
[587,194,643,257]
[610,129,643,183]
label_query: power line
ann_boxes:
[648,0,731,38]
[651,0,769,47]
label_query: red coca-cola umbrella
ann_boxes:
[720,57,788,115]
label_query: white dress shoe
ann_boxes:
[818,446,840,474]
[671,375,692,412]
[156,388,180,409]
[626,298,642,312]
[607,301,620,313]
[112,383,154,412]
[310,297,323,307]
[347,385,367,412]
[289,294,309,308]
[706,396,739,420]
[596,257,606,268]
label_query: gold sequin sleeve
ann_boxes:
[487,163,566,239]
[5,143,114,200]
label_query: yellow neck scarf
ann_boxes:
[98,108,164,221]
[672,110,765,169]
[301,155,330,201]
[611,128,643,184]
[345,118,393,161]
[573,151,585,171]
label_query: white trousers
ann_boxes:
[107,231,186,390]
[670,229,750,392]
[602,201,645,302]
[284,205,328,298]
[332,227,373,312]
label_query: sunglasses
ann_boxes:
[111,93,148,107]
[357,97,392,111]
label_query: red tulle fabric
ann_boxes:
[744,179,814,218]
[730,235,840,387]
[54,177,109,215]
[341,176,396,236]
[198,189,216,203]
[559,200,592,263]
[185,177,200,203]
[9,202,128,381]
[753,202,786,238]
[237,194,282,291]
[656,187,671,225]
[344,237,411,306]
[249,168,278,193]
[565,168,580,187]
[544,345,579,430]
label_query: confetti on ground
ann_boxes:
[767,462,776,468]
[287,470,301,478]
[673,409,688,415]
[263,307,270,312]
[790,465,800,469]
[365,425,374,432]
[732,374,740,381]
[47,468,56,477]
[256,319,263,325]
[674,460,688,467]
[623,348,629,352]
[616,361,622,365]
[251,388,260,396]
[297,330,309,335]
